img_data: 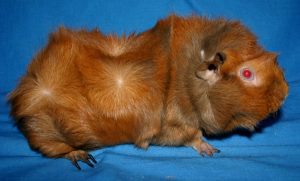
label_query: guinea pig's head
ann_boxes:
[207,51,288,133]
[162,15,288,134]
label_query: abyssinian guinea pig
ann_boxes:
[9,15,288,169]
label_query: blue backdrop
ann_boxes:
[0,0,299,180]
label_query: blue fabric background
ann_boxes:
[0,0,299,180]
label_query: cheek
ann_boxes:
[239,91,271,119]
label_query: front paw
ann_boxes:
[187,138,220,156]
[192,141,220,156]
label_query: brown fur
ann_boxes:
[9,15,288,168]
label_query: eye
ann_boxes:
[240,68,255,80]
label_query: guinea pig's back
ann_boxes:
[9,27,169,151]
[9,28,86,118]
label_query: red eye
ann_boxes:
[242,69,252,79]
[240,68,254,80]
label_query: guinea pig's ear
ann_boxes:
[262,52,278,63]
[215,52,226,64]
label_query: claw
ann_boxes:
[88,154,97,164]
[65,150,97,170]
[199,152,205,157]
[72,160,81,170]
[83,159,94,168]
[214,149,221,153]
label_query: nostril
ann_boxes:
[208,64,217,71]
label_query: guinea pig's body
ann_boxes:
[9,15,288,169]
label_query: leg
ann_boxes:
[18,115,97,170]
[34,139,97,170]
[185,131,220,156]
[134,107,162,149]
[135,123,160,149]
[154,122,220,156]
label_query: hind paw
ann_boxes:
[64,150,97,170]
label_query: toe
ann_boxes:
[65,150,97,170]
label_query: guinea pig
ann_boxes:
[152,15,288,155]
[9,15,288,170]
